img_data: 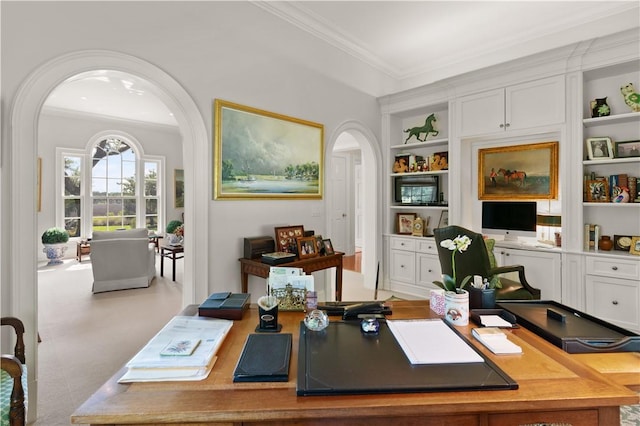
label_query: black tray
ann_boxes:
[496,301,640,354]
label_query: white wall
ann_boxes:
[1,1,381,306]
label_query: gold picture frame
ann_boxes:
[396,212,416,235]
[478,141,559,200]
[585,180,609,202]
[630,236,640,256]
[213,99,324,200]
[174,169,184,208]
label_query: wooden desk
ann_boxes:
[160,244,184,282]
[239,252,344,301]
[71,301,638,426]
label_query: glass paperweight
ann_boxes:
[360,317,380,334]
[304,309,329,331]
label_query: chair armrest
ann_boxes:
[489,265,541,298]
[1,354,26,426]
[1,317,25,364]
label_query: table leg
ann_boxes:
[241,268,248,294]
[160,248,165,277]
[335,264,343,302]
[172,251,177,282]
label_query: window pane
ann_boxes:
[65,219,81,238]
[121,149,135,162]
[122,161,136,181]
[122,177,136,195]
[92,178,107,196]
[64,199,81,217]
[107,178,122,196]
[108,199,123,216]
[124,199,136,215]
[107,155,121,177]
[145,179,157,196]
[124,217,136,229]
[146,216,158,231]
[93,198,107,216]
[64,156,82,196]
[93,156,107,178]
[93,216,107,231]
[107,216,124,230]
[146,199,157,214]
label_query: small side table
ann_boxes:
[160,244,184,282]
[148,235,163,253]
[77,241,91,262]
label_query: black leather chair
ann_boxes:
[433,225,541,300]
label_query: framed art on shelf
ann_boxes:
[213,99,324,200]
[437,210,449,229]
[614,140,640,158]
[586,137,614,160]
[478,141,558,200]
[297,236,318,259]
[274,225,305,253]
[322,239,334,255]
[396,212,416,235]
[613,235,633,251]
[174,169,184,208]
[586,180,609,202]
[630,236,640,256]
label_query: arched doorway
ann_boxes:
[8,50,208,419]
[326,122,382,292]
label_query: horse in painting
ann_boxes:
[498,168,527,187]
[404,113,439,143]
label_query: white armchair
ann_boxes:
[90,228,156,293]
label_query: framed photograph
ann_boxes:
[430,151,448,171]
[174,169,184,208]
[396,212,416,234]
[478,141,558,200]
[614,140,640,158]
[323,239,334,255]
[297,236,318,259]
[213,99,324,200]
[274,225,305,253]
[314,235,325,255]
[437,210,449,229]
[586,180,609,202]
[630,236,640,256]
[586,137,614,160]
[613,235,633,251]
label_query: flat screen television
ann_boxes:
[481,201,537,241]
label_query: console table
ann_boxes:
[239,252,344,301]
[71,300,638,425]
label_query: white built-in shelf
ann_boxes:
[390,170,448,177]
[390,205,448,210]
[582,112,640,127]
[390,137,448,150]
[583,157,640,166]
[583,202,640,207]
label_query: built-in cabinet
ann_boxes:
[387,235,440,297]
[585,254,640,332]
[456,75,565,137]
[495,245,562,302]
[380,30,640,321]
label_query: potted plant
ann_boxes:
[41,227,70,265]
[166,220,183,245]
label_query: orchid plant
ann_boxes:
[434,234,473,292]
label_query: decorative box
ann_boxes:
[430,289,445,316]
[243,236,275,259]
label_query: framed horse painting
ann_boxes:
[478,141,559,200]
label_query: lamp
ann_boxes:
[537,214,562,246]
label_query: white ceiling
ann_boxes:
[42,1,640,126]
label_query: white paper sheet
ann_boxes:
[387,319,484,364]
[480,315,513,328]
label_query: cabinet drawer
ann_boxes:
[490,409,598,426]
[416,253,441,288]
[390,250,416,283]
[390,236,416,252]
[416,238,438,254]
[586,256,640,280]
[585,275,639,332]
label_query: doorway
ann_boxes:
[327,123,381,293]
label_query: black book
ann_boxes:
[233,333,292,382]
[198,293,250,320]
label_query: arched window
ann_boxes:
[58,136,163,238]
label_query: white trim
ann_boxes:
[8,50,208,421]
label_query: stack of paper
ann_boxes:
[472,328,522,354]
[118,316,233,383]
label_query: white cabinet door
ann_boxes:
[506,75,565,131]
[416,253,441,289]
[389,249,415,284]
[585,275,639,332]
[457,88,504,137]
[457,75,565,138]
[496,248,562,301]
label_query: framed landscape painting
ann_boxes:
[478,141,558,200]
[214,99,324,200]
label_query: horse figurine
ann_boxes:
[404,113,439,143]
[498,168,527,187]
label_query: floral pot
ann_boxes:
[43,243,68,265]
[444,289,469,326]
[167,233,183,245]
[469,287,496,310]
[430,289,445,316]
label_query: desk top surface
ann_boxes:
[71,300,639,425]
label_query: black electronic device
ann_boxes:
[481,201,537,241]
[394,175,440,206]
